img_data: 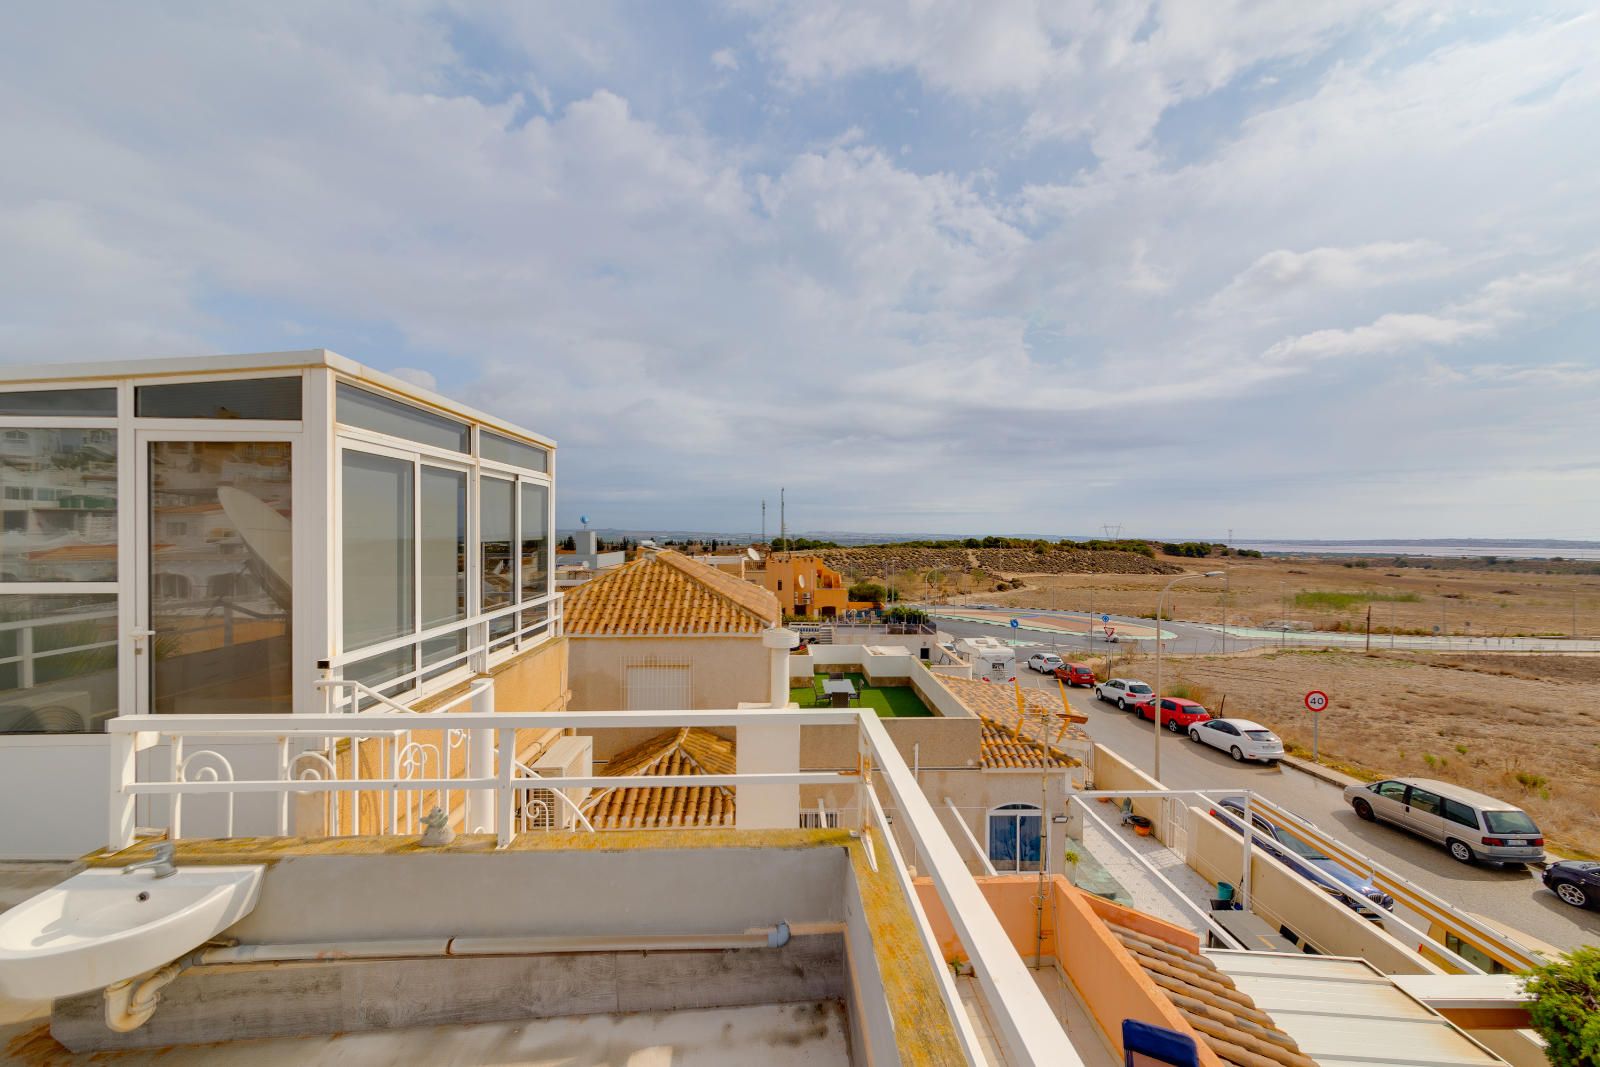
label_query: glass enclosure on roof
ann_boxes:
[0,354,556,733]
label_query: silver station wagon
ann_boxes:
[1344,777,1544,866]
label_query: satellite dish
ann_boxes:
[217,487,292,609]
[580,515,590,527]
[746,547,760,562]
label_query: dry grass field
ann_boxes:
[1102,649,1600,856]
[974,553,1600,637]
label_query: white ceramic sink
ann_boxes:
[0,865,263,999]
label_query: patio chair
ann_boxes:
[813,675,826,702]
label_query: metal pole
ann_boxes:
[1312,712,1319,764]
[1241,790,1254,911]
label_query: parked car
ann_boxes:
[1210,796,1394,912]
[1051,662,1095,687]
[1026,652,1065,674]
[1542,861,1600,909]
[1138,697,1211,733]
[1094,678,1154,711]
[1188,718,1283,762]
[1343,778,1545,866]
[1208,799,1391,920]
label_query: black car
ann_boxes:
[1542,860,1600,909]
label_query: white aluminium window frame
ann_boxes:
[329,376,555,712]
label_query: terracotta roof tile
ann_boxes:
[1107,921,1316,1067]
[583,728,737,829]
[563,550,780,636]
[936,676,1088,769]
[978,719,1082,770]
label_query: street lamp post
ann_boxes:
[1154,570,1224,780]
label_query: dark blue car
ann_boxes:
[1209,796,1395,919]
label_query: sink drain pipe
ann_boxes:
[102,921,804,1032]
[103,949,206,1032]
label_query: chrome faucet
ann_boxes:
[122,841,177,879]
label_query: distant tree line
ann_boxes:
[769,536,841,551]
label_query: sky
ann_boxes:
[1,3,1597,540]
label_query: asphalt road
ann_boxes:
[925,605,1600,654]
[1012,669,1600,954]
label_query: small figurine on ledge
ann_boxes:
[418,806,454,847]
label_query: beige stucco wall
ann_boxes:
[567,634,771,761]
[799,766,1074,876]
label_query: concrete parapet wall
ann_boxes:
[1089,743,1165,835]
[52,935,847,1053]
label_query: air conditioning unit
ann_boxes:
[523,735,593,830]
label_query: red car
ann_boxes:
[1051,663,1095,687]
[1138,697,1212,732]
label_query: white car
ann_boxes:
[1189,718,1284,763]
[1027,652,1064,674]
[1094,677,1154,711]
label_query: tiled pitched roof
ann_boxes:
[562,550,780,636]
[1107,921,1315,1067]
[583,727,736,829]
[978,719,1083,770]
[936,676,1088,769]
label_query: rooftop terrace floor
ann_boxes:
[1,1000,851,1066]
[790,672,934,717]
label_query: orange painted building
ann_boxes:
[752,554,870,617]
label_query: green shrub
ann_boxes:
[1523,946,1600,1064]
[848,581,886,603]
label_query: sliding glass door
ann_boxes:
[136,434,294,715]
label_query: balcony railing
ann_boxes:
[105,703,1081,1065]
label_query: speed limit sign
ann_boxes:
[1304,690,1329,713]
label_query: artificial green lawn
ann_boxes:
[788,671,934,718]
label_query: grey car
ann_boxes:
[1343,777,1544,866]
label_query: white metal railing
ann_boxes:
[106,704,1080,1065]
[321,591,563,712]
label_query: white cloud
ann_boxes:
[0,4,1597,537]
[711,47,739,71]
[387,367,439,391]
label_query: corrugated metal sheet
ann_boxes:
[1207,951,1506,1066]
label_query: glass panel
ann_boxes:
[0,388,116,416]
[481,476,514,613]
[346,646,416,710]
[988,814,1019,871]
[341,451,414,650]
[481,430,548,472]
[1,427,118,582]
[422,631,467,682]
[149,441,292,715]
[0,594,119,733]
[420,467,466,628]
[137,378,301,420]
[519,482,549,604]
[1483,810,1538,834]
[336,383,468,453]
[1018,814,1043,871]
